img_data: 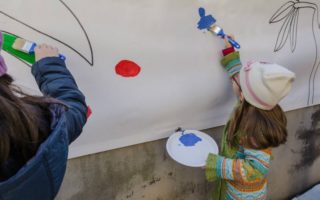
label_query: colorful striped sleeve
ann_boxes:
[220,51,242,78]
[205,148,272,183]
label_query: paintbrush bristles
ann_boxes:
[12,38,35,53]
[12,38,26,52]
[209,25,222,35]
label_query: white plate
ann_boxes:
[166,130,219,167]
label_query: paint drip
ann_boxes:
[179,133,202,147]
[115,60,141,77]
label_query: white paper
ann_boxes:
[0,0,319,158]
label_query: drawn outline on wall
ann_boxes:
[269,0,320,105]
[0,0,94,66]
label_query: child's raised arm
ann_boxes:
[220,36,242,79]
[32,44,87,143]
[220,36,243,99]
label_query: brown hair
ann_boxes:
[227,100,287,149]
[0,74,54,173]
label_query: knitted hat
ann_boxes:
[239,61,295,110]
[0,32,8,77]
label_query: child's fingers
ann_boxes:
[36,44,43,50]
[224,34,235,48]
[224,35,233,48]
[34,43,59,61]
[228,34,235,40]
[224,37,232,48]
[223,37,230,47]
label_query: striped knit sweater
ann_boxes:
[205,130,271,200]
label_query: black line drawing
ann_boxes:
[269,0,320,105]
[0,0,94,66]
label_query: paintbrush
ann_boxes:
[197,7,241,49]
[12,38,66,60]
[2,32,65,65]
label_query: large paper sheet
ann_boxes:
[0,0,319,158]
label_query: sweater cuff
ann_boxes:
[205,153,219,182]
[222,47,235,56]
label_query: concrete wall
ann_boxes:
[56,105,320,200]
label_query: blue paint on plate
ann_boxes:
[179,133,202,147]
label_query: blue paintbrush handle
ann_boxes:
[58,54,66,61]
[227,37,241,49]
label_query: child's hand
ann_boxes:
[35,44,59,62]
[224,35,235,48]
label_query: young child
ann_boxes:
[0,32,87,200]
[205,37,295,200]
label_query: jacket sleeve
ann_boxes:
[205,148,272,183]
[31,57,87,144]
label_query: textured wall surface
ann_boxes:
[56,105,320,200]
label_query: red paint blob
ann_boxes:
[115,60,141,77]
[86,105,92,119]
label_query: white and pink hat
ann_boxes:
[0,32,8,77]
[239,61,295,110]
